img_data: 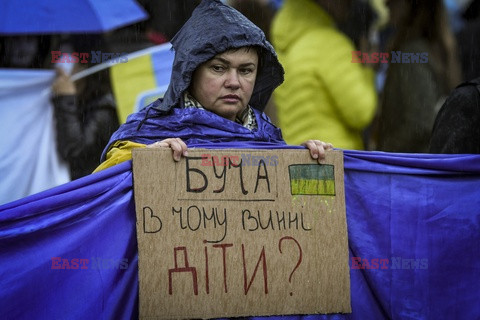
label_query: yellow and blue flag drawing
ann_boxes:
[288,164,335,195]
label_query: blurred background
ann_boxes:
[1,0,478,204]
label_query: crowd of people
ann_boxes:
[1,0,479,184]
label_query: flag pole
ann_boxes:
[70,43,173,82]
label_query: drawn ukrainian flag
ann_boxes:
[110,43,175,123]
[289,164,335,196]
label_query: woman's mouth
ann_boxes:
[221,94,241,103]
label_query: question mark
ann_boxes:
[278,236,303,296]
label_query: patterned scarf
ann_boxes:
[183,92,257,130]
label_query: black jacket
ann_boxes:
[429,77,480,154]
[53,93,119,179]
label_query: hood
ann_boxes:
[156,0,284,113]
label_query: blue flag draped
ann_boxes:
[0,69,70,205]
[1,150,479,319]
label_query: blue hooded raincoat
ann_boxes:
[100,0,287,163]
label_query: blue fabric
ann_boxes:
[0,69,70,205]
[2,1,479,318]
[102,107,287,160]
[0,0,147,34]
[151,44,175,90]
[0,161,138,319]
[1,149,479,319]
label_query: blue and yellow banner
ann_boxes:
[1,149,479,319]
[109,43,175,123]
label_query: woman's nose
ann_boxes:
[225,70,241,89]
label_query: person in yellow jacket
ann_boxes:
[271,0,377,150]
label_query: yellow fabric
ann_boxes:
[93,141,146,172]
[110,54,156,123]
[370,0,389,29]
[271,0,377,150]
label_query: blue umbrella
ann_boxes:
[0,0,148,34]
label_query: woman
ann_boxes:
[96,0,332,172]
[0,35,52,69]
[376,0,462,153]
[271,0,377,150]
[52,35,119,180]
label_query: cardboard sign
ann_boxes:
[132,148,351,319]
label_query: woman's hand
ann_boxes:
[52,68,76,96]
[147,138,188,161]
[301,140,333,162]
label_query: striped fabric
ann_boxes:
[288,164,335,195]
[110,43,175,123]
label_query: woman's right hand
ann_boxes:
[52,67,76,96]
[147,138,188,161]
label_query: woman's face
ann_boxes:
[3,36,40,68]
[190,47,258,121]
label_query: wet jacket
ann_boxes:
[97,0,286,170]
[429,77,480,154]
[377,39,448,153]
[53,93,119,179]
[271,0,377,150]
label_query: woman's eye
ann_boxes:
[211,65,225,72]
[240,68,253,75]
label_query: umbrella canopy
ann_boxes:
[0,0,148,34]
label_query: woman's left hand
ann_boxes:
[301,140,333,163]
